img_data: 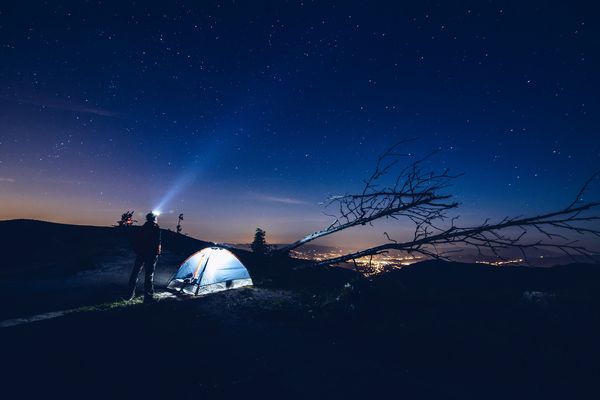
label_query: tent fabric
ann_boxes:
[167,247,252,295]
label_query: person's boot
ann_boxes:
[125,290,136,302]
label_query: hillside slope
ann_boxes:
[0,219,220,273]
[1,220,600,398]
[0,219,221,319]
[2,261,600,399]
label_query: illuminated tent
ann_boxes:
[167,247,253,295]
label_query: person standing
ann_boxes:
[127,212,161,303]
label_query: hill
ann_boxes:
[2,261,599,398]
[0,219,218,274]
[0,219,229,319]
[1,219,599,398]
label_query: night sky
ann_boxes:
[1,1,599,248]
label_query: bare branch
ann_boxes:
[278,142,600,269]
[315,198,600,267]
[281,139,600,265]
[276,141,460,253]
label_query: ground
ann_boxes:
[1,220,600,399]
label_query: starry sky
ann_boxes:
[1,1,599,248]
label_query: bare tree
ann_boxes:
[276,141,600,267]
[176,213,184,234]
[116,211,136,227]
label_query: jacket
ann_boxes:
[132,221,162,256]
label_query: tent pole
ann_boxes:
[195,253,212,295]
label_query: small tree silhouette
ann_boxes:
[117,211,136,227]
[176,213,184,234]
[251,228,270,255]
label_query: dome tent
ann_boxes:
[167,247,253,295]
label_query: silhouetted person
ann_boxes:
[128,212,161,303]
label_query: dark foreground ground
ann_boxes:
[1,220,600,399]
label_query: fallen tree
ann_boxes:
[276,141,600,267]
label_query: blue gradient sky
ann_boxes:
[0,1,599,247]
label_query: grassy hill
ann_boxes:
[1,219,599,398]
[0,219,227,319]
[0,219,218,275]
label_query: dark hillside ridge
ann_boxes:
[1,219,598,320]
[364,259,600,296]
[0,219,229,277]
[1,221,599,399]
[0,219,304,283]
[0,219,255,319]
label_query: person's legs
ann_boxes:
[127,255,144,300]
[144,255,158,302]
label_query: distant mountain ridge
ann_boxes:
[228,240,589,267]
[226,243,340,252]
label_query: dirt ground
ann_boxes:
[2,221,600,399]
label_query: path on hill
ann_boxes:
[0,251,182,320]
